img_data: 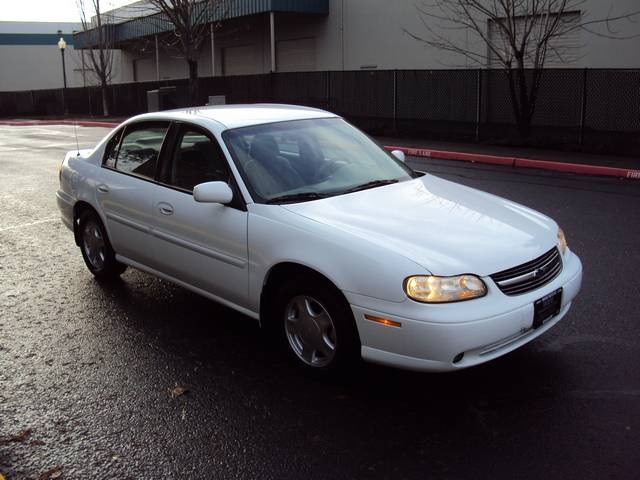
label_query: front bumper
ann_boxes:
[346,250,583,372]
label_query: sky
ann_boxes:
[2,0,135,23]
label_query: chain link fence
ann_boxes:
[1,69,638,155]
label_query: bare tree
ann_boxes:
[148,0,228,104]
[406,1,640,138]
[77,0,115,116]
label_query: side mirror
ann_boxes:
[193,181,233,204]
[391,150,406,163]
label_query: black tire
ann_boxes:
[78,210,127,280]
[273,276,361,374]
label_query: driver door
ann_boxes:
[148,123,249,308]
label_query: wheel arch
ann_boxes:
[72,201,101,246]
[259,261,351,327]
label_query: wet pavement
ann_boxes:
[1,125,639,480]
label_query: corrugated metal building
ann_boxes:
[1,0,638,90]
[71,0,639,85]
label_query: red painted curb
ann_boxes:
[385,145,640,180]
[0,120,118,128]
[74,121,118,128]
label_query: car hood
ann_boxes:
[283,175,558,277]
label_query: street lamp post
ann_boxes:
[57,33,68,115]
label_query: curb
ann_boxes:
[0,120,118,128]
[384,145,640,180]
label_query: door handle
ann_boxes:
[97,184,109,193]
[158,203,174,216]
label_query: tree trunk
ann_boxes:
[507,65,533,139]
[515,59,532,139]
[101,79,110,117]
[516,113,532,138]
[188,59,199,106]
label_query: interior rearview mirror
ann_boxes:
[391,150,406,162]
[193,181,233,204]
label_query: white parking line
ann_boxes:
[0,217,59,233]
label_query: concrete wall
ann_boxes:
[331,0,640,70]
[0,21,128,91]
[0,44,80,90]
[578,0,640,68]
[0,44,129,91]
[0,22,82,91]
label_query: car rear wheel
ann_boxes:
[78,210,126,280]
[275,278,360,373]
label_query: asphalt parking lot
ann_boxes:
[1,125,639,480]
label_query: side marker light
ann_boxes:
[364,314,402,328]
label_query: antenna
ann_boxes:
[73,121,80,156]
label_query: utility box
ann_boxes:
[208,95,226,106]
[147,86,177,112]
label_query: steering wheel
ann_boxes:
[314,160,348,183]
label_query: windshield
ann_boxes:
[222,118,417,204]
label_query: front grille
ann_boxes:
[491,247,563,296]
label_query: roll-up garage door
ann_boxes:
[222,44,261,76]
[276,38,316,72]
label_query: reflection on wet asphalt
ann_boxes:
[0,126,638,479]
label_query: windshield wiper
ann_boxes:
[342,179,399,194]
[266,192,330,204]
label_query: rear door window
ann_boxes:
[114,123,169,180]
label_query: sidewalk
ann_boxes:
[377,136,640,180]
[0,118,123,128]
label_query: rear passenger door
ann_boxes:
[97,121,170,266]
[148,123,249,308]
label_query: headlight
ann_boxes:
[557,227,568,255]
[404,275,487,303]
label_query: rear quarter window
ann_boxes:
[103,128,123,168]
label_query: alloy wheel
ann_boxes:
[82,220,106,270]
[284,295,337,367]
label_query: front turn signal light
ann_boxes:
[557,227,568,255]
[404,275,487,303]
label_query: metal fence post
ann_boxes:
[393,69,398,134]
[326,70,331,110]
[579,68,588,145]
[475,69,482,141]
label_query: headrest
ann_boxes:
[250,135,279,160]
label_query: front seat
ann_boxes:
[295,137,324,182]
[249,135,304,190]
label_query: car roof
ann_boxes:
[127,104,339,130]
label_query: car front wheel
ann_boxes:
[276,278,360,373]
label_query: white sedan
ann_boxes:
[56,105,582,373]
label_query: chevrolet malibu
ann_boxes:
[56,105,582,373]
